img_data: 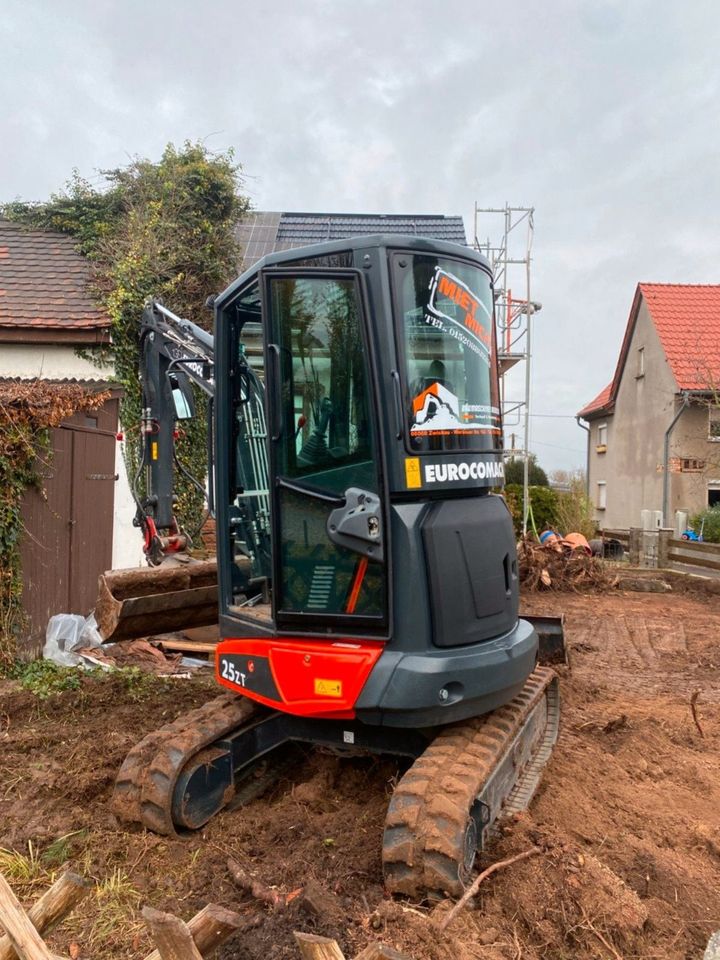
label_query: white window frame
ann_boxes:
[597,480,607,510]
[708,405,720,442]
[637,347,645,378]
[597,422,607,448]
[708,482,720,508]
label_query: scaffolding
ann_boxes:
[473,203,539,534]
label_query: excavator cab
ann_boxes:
[212,236,536,725]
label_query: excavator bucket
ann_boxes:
[524,613,567,666]
[95,560,220,643]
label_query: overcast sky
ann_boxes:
[4,0,720,472]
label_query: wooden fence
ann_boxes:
[666,536,720,572]
[598,529,630,551]
[602,527,720,574]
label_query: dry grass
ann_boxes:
[0,841,50,887]
[88,868,144,948]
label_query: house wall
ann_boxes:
[587,299,677,529]
[669,403,720,518]
[0,343,109,381]
[112,440,144,568]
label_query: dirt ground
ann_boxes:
[1,582,719,959]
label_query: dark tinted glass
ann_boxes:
[395,254,501,453]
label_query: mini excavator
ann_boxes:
[99,235,564,898]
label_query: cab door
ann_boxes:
[264,270,387,634]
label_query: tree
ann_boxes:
[504,454,548,487]
[3,142,250,533]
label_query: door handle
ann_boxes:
[327,488,383,563]
[391,370,403,440]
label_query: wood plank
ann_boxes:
[0,874,56,960]
[154,639,216,654]
[0,872,91,960]
[142,907,204,960]
[668,551,720,572]
[294,932,346,960]
[142,904,245,960]
[669,538,720,555]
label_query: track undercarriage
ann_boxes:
[112,665,558,898]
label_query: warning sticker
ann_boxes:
[314,678,343,698]
[405,456,422,488]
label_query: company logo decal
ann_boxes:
[427,268,492,363]
[411,381,462,434]
[424,460,505,483]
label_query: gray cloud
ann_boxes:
[4,0,720,470]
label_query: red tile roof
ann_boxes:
[577,383,612,418]
[578,283,720,418]
[639,283,720,390]
[0,220,109,331]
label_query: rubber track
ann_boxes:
[382,667,556,899]
[112,693,256,835]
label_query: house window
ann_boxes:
[596,423,607,453]
[636,347,645,378]
[681,458,706,472]
[709,485,720,507]
[709,407,720,441]
[597,481,607,510]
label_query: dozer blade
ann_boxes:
[95,560,220,643]
[383,665,560,899]
[525,613,567,666]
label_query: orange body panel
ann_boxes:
[215,637,384,719]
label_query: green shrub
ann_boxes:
[554,476,596,540]
[504,455,549,487]
[504,484,559,536]
[689,505,720,543]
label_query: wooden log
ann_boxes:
[0,872,91,960]
[142,907,204,960]
[0,874,57,960]
[294,933,346,960]
[354,946,413,960]
[142,904,246,960]
[155,639,216,655]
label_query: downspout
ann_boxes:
[576,416,591,496]
[662,392,690,524]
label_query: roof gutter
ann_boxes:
[662,392,690,524]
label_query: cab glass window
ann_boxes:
[270,275,376,494]
[394,254,501,453]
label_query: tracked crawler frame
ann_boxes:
[112,667,558,896]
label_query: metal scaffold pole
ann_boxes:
[473,203,539,535]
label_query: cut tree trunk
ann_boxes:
[142,904,246,960]
[0,874,60,960]
[142,907,204,960]
[294,932,346,960]
[0,873,90,960]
